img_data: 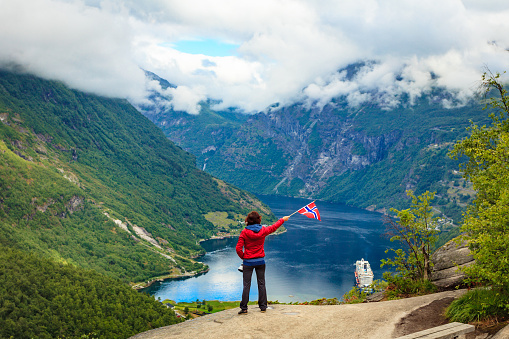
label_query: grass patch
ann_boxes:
[446,287,509,323]
[204,212,241,228]
[204,211,244,235]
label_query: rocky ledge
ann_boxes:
[131,290,473,339]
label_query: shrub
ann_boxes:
[342,287,368,304]
[342,280,389,304]
[383,272,437,299]
[308,298,341,305]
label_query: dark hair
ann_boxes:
[245,211,261,226]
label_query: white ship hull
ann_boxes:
[354,258,374,288]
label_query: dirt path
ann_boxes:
[130,290,469,339]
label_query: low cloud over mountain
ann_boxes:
[1,0,509,113]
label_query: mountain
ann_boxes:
[0,69,274,284]
[141,84,490,227]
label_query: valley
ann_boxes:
[142,89,488,228]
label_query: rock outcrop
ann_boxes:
[130,290,469,339]
[431,239,474,289]
[365,291,385,302]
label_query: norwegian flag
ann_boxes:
[297,201,321,221]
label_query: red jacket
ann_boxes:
[236,219,285,259]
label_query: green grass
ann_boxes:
[204,211,244,235]
[446,287,509,323]
[165,300,257,315]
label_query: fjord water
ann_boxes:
[145,195,393,303]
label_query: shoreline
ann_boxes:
[134,227,287,290]
[132,268,210,290]
[199,227,287,243]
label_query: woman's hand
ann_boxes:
[282,216,290,222]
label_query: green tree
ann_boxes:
[381,190,440,281]
[450,70,509,289]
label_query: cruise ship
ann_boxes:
[354,258,374,288]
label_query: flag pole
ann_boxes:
[288,200,315,217]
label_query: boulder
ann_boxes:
[365,291,385,303]
[431,238,474,289]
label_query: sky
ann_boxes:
[1,0,509,114]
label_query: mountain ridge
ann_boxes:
[141,78,489,231]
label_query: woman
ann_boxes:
[236,211,290,314]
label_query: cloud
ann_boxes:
[0,0,148,100]
[165,85,206,115]
[1,0,509,113]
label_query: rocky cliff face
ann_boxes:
[235,104,404,198]
[144,92,487,221]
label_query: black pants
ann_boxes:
[240,264,267,311]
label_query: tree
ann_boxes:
[381,190,440,281]
[450,69,509,289]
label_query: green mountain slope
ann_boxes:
[0,244,181,339]
[0,69,274,284]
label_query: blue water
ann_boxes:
[144,195,393,303]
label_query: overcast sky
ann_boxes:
[1,0,509,114]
